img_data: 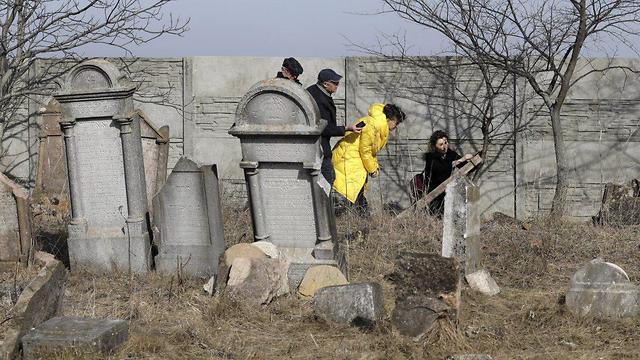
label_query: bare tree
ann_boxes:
[0,0,188,153]
[383,0,640,216]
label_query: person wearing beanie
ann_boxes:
[307,68,362,185]
[276,57,303,84]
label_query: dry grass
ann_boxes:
[32,204,640,359]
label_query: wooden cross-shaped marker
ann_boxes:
[396,155,483,219]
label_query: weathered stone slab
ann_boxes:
[250,240,279,258]
[54,59,151,272]
[225,257,289,305]
[21,317,128,358]
[442,176,481,275]
[465,269,500,296]
[135,110,169,215]
[566,258,639,319]
[153,157,225,277]
[389,252,461,339]
[313,283,384,328]
[298,265,348,298]
[0,252,66,360]
[0,173,31,269]
[214,243,268,296]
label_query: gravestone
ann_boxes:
[53,59,151,272]
[0,173,31,271]
[134,110,169,215]
[229,78,344,278]
[566,258,639,319]
[153,157,225,277]
[313,283,384,328]
[442,176,481,275]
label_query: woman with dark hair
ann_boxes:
[423,130,473,216]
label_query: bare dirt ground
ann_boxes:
[27,205,640,359]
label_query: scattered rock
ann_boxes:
[203,276,215,296]
[566,258,639,319]
[465,269,500,296]
[250,241,279,258]
[215,243,268,296]
[225,257,289,305]
[21,317,128,358]
[298,265,348,298]
[447,355,494,360]
[313,283,384,328]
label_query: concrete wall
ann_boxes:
[11,56,640,220]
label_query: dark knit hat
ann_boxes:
[282,57,303,77]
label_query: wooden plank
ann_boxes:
[396,155,483,219]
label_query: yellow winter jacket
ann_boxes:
[332,103,390,203]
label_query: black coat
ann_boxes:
[423,149,462,192]
[307,84,344,158]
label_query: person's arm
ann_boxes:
[452,151,473,168]
[359,124,378,174]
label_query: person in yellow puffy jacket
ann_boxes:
[332,103,405,215]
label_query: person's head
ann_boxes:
[282,57,303,81]
[383,104,405,132]
[317,68,342,94]
[429,130,449,154]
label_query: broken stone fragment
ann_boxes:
[313,283,384,328]
[215,243,268,296]
[465,269,500,296]
[225,257,289,305]
[392,296,451,339]
[250,240,279,258]
[298,265,348,298]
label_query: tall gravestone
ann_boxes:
[53,60,151,272]
[0,173,31,271]
[229,78,344,278]
[442,175,481,275]
[152,157,225,277]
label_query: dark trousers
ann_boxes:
[321,157,335,186]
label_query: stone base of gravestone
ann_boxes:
[313,283,384,328]
[21,317,128,358]
[442,176,481,276]
[389,252,461,339]
[566,258,639,319]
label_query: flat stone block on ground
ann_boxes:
[313,283,384,328]
[566,258,639,319]
[21,317,128,358]
[298,265,348,298]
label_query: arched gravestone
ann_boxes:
[230,79,343,279]
[53,60,151,272]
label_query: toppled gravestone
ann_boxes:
[566,258,639,319]
[21,317,128,358]
[313,283,384,328]
[593,180,640,226]
[0,252,66,360]
[388,252,461,339]
[225,257,289,305]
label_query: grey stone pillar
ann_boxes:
[60,120,84,222]
[240,160,269,241]
[114,115,147,222]
[306,165,331,242]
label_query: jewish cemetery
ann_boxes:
[3,1,640,359]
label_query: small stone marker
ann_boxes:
[21,317,128,358]
[442,176,481,275]
[465,269,500,296]
[225,257,289,305]
[298,265,348,298]
[0,173,31,270]
[153,157,225,277]
[389,252,461,339]
[566,258,639,319]
[313,283,384,328]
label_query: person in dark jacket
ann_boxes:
[276,57,303,84]
[423,130,473,216]
[307,68,361,185]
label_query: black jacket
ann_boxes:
[307,84,344,158]
[423,149,462,192]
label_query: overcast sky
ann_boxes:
[104,0,447,57]
[92,0,639,58]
